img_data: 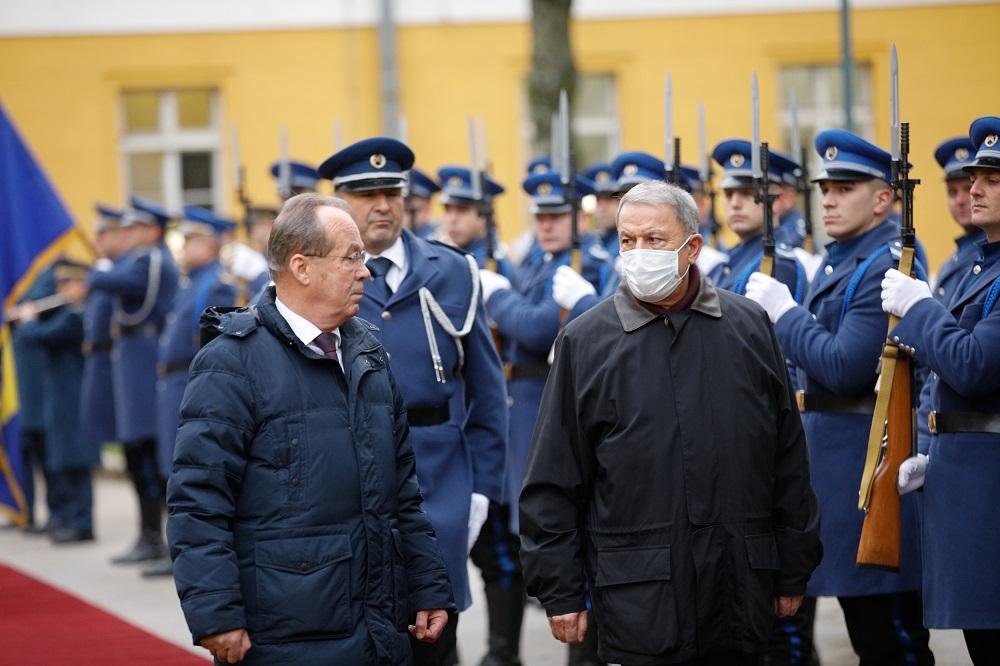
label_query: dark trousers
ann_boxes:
[764,596,818,665]
[624,651,759,666]
[838,592,934,666]
[19,429,56,527]
[48,468,93,532]
[411,611,459,666]
[963,629,1000,666]
[470,503,523,587]
[123,438,162,534]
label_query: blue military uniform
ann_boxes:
[319,138,508,621]
[764,130,931,663]
[437,165,515,279]
[11,266,57,529]
[889,118,1000,640]
[583,162,620,256]
[408,167,441,240]
[155,207,237,480]
[88,196,179,563]
[709,140,808,303]
[79,205,124,452]
[19,261,96,541]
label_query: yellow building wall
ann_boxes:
[1,2,997,271]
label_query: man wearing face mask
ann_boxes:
[520,180,821,666]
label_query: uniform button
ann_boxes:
[291,477,300,486]
[381,311,392,320]
[291,437,299,445]
[893,336,900,343]
[824,265,834,275]
[973,265,982,275]
[937,287,945,295]
[298,562,308,571]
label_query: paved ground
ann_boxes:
[0,474,973,665]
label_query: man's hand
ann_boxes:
[467,493,489,553]
[478,269,512,304]
[552,265,596,310]
[774,596,804,618]
[745,272,797,324]
[409,609,449,643]
[881,268,932,318]
[16,302,39,323]
[199,628,252,664]
[898,453,929,495]
[548,610,588,644]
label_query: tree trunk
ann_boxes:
[529,0,575,156]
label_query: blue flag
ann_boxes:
[0,101,75,525]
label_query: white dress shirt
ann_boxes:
[275,297,343,369]
[366,236,408,293]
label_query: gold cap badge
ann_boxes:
[370,153,387,169]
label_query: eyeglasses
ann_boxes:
[304,249,366,269]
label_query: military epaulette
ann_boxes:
[776,243,798,260]
[199,305,259,347]
[587,243,611,262]
[888,240,904,260]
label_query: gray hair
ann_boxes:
[616,180,700,236]
[268,193,354,275]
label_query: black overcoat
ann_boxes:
[519,280,822,664]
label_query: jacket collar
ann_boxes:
[807,220,898,308]
[382,228,441,307]
[949,239,1000,312]
[258,286,381,360]
[614,277,722,333]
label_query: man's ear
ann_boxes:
[873,185,894,217]
[288,255,310,286]
[687,233,704,265]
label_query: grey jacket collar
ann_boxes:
[613,278,723,333]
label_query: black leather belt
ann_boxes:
[929,411,1000,435]
[407,404,450,427]
[82,341,113,355]
[796,390,876,415]
[507,364,550,381]
[158,360,193,377]
[117,323,162,338]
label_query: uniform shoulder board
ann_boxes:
[587,243,611,261]
[796,218,807,236]
[888,241,903,260]
[199,306,260,347]
[776,242,797,259]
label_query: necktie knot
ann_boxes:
[313,331,340,358]
[366,257,393,278]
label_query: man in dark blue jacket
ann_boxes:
[167,193,453,665]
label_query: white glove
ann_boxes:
[230,242,269,281]
[467,493,490,553]
[479,269,512,304]
[552,265,596,310]
[897,453,929,495]
[95,258,114,272]
[881,268,932,318]
[745,272,797,323]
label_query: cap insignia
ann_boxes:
[596,171,610,182]
[730,154,745,168]
[537,183,553,195]
[623,164,639,176]
[370,153,387,169]
[985,134,999,149]
[447,175,463,188]
[825,146,839,161]
[955,147,970,161]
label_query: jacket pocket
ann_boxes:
[592,544,678,656]
[743,533,780,642]
[253,532,352,643]
[391,528,410,630]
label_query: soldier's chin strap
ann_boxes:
[418,254,481,383]
[858,243,915,511]
[114,245,163,328]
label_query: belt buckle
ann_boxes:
[796,390,807,413]
[503,363,512,382]
[928,411,938,435]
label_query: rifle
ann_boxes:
[789,92,815,253]
[751,72,777,277]
[663,72,683,188]
[856,44,919,570]
[557,90,581,274]
[468,116,504,353]
[230,123,253,306]
[3,294,69,324]
[278,125,292,201]
[698,102,721,249]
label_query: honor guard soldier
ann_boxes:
[437,166,514,278]
[582,162,619,256]
[227,205,278,300]
[886,116,1000,665]
[78,205,129,484]
[9,265,57,532]
[744,129,933,664]
[143,206,237,578]
[509,156,554,268]
[19,260,95,543]
[319,137,508,666]
[407,167,442,240]
[708,140,808,303]
[476,170,611,666]
[88,195,179,565]
[270,159,319,200]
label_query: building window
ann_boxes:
[778,63,873,240]
[571,73,620,168]
[119,89,222,212]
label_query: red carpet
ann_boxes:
[0,563,207,665]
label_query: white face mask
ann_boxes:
[620,236,692,303]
